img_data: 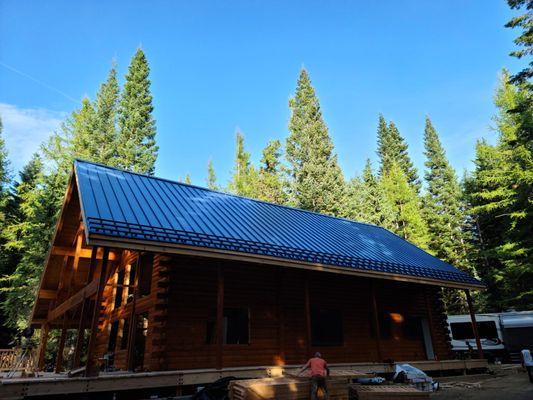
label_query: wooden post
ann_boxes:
[424,287,438,360]
[55,324,67,373]
[126,259,140,371]
[85,247,110,376]
[73,246,97,369]
[37,323,49,371]
[216,265,224,370]
[465,289,484,359]
[370,280,383,362]
[276,268,286,365]
[304,272,312,357]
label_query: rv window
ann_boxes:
[451,321,498,340]
[206,308,250,345]
[311,308,343,346]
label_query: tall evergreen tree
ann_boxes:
[0,117,10,226]
[256,140,287,204]
[506,0,533,86]
[117,48,158,174]
[206,160,218,190]
[228,131,258,198]
[465,71,532,310]
[382,162,429,249]
[93,64,120,162]
[0,155,58,329]
[423,117,474,272]
[344,160,394,229]
[377,116,420,192]
[286,69,345,215]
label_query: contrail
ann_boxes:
[0,60,79,104]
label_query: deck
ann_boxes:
[0,359,488,400]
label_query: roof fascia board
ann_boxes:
[88,234,485,291]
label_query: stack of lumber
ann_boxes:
[349,384,430,400]
[229,376,351,400]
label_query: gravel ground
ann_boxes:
[433,370,533,400]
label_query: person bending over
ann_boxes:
[299,352,330,400]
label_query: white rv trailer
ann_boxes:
[448,311,533,362]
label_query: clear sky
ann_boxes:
[0,1,524,186]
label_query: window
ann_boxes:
[403,316,423,340]
[108,320,119,353]
[206,308,250,345]
[126,264,136,304]
[450,321,498,340]
[311,308,343,346]
[114,269,125,309]
[120,318,130,350]
[138,253,153,297]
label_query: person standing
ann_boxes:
[298,352,330,400]
[521,349,533,383]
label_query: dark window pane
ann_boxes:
[138,254,153,297]
[114,269,125,309]
[127,263,137,303]
[206,308,250,345]
[404,316,423,340]
[121,319,130,350]
[311,308,343,346]
[451,321,498,340]
[108,321,119,353]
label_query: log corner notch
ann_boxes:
[465,289,484,359]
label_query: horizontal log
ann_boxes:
[51,246,117,260]
[38,289,57,299]
[47,279,98,321]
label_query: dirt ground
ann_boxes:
[433,370,533,400]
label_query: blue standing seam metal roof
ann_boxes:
[74,160,482,287]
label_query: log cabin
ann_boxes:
[30,160,484,377]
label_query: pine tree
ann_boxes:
[465,71,533,310]
[377,115,420,192]
[117,48,158,174]
[206,160,218,190]
[0,155,58,329]
[286,69,345,215]
[228,131,258,198]
[423,117,474,271]
[256,140,287,204]
[93,64,120,162]
[506,0,533,86]
[344,160,394,229]
[382,162,429,249]
[0,117,10,227]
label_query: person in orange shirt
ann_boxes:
[298,352,330,400]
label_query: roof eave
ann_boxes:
[87,233,485,291]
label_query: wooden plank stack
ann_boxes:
[229,371,373,400]
[349,384,430,400]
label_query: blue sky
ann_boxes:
[0,1,524,186]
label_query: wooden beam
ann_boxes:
[85,247,110,376]
[304,272,312,358]
[47,279,98,322]
[370,280,383,362]
[55,324,67,373]
[424,287,438,360]
[39,289,57,300]
[51,246,117,260]
[73,247,98,369]
[126,260,140,371]
[37,323,49,371]
[276,268,286,365]
[216,264,224,370]
[465,289,484,359]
